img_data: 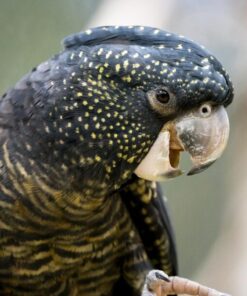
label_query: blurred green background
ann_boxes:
[0,0,246,294]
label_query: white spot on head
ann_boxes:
[45,126,50,133]
[70,53,75,60]
[191,79,198,84]
[161,69,168,74]
[123,60,129,69]
[133,63,140,68]
[115,64,121,72]
[201,58,209,64]
[85,29,92,35]
[121,50,128,56]
[153,29,159,34]
[97,48,104,55]
[105,50,112,59]
[144,54,151,59]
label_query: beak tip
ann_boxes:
[187,160,216,176]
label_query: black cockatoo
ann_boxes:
[0,26,233,295]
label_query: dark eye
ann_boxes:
[147,87,175,116]
[156,89,170,104]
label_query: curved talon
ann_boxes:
[142,270,231,296]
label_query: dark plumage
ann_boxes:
[0,26,233,295]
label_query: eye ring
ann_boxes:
[199,103,212,117]
[147,87,175,116]
[155,89,170,104]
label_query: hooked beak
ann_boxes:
[135,105,229,181]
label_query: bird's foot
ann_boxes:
[142,270,231,296]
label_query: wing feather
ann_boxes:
[120,175,178,275]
